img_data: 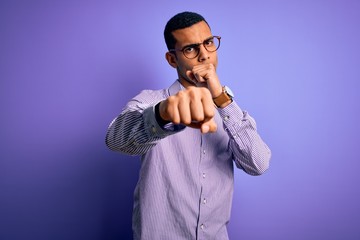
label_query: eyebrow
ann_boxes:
[181,36,214,50]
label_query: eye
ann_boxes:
[204,39,214,46]
[184,46,196,53]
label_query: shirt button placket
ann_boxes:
[199,143,207,237]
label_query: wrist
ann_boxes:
[213,86,234,108]
[218,99,232,108]
[155,102,171,126]
[212,86,223,99]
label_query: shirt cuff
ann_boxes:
[143,104,185,138]
[217,100,256,137]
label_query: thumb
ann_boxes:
[201,118,217,134]
[186,70,195,81]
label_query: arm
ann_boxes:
[188,64,271,175]
[106,83,218,155]
[105,91,185,155]
[218,101,271,175]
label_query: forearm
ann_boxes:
[106,108,155,155]
[106,101,184,155]
[218,101,271,175]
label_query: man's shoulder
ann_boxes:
[131,88,167,105]
[132,80,180,103]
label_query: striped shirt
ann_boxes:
[106,80,271,240]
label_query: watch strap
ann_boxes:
[213,86,232,107]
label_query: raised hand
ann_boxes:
[186,63,223,98]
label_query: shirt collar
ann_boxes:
[168,79,183,96]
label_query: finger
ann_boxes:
[187,118,217,133]
[192,64,214,77]
[177,92,192,125]
[188,90,205,122]
[201,124,210,133]
[165,96,181,124]
[200,88,215,119]
[198,88,217,133]
[188,121,202,129]
[190,100,205,122]
[192,63,212,72]
[193,70,207,83]
[201,118,217,133]
[186,70,196,81]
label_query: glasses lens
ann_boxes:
[183,46,199,59]
[204,37,220,52]
[182,36,221,59]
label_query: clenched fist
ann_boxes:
[159,86,217,133]
[186,63,223,98]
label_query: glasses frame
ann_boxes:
[169,36,221,59]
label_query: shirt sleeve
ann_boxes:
[217,100,271,175]
[105,96,185,156]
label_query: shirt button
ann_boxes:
[200,224,205,230]
[203,149,206,154]
[151,126,157,133]
[202,172,206,178]
[203,198,207,204]
[224,116,230,121]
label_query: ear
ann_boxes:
[165,52,178,68]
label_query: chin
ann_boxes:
[196,82,208,88]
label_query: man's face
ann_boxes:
[170,21,218,85]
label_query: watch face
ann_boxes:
[224,86,234,98]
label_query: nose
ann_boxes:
[198,44,209,62]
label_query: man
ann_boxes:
[106,11,271,240]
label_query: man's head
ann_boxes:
[164,12,219,87]
[164,12,209,51]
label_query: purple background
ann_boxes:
[1,0,359,239]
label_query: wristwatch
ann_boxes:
[213,86,234,108]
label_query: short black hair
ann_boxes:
[164,11,209,50]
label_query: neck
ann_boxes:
[178,74,207,89]
[178,77,195,88]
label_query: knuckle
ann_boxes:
[177,90,191,101]
[192,114,204,122]
[176,90,185,98]
[167,96,176,104]
[205,111,215,119]
[188,89,198,99]
[182,118,191,125]
[200,87,211,97]
[186,87,197,96]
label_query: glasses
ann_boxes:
[169,36,221,59]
